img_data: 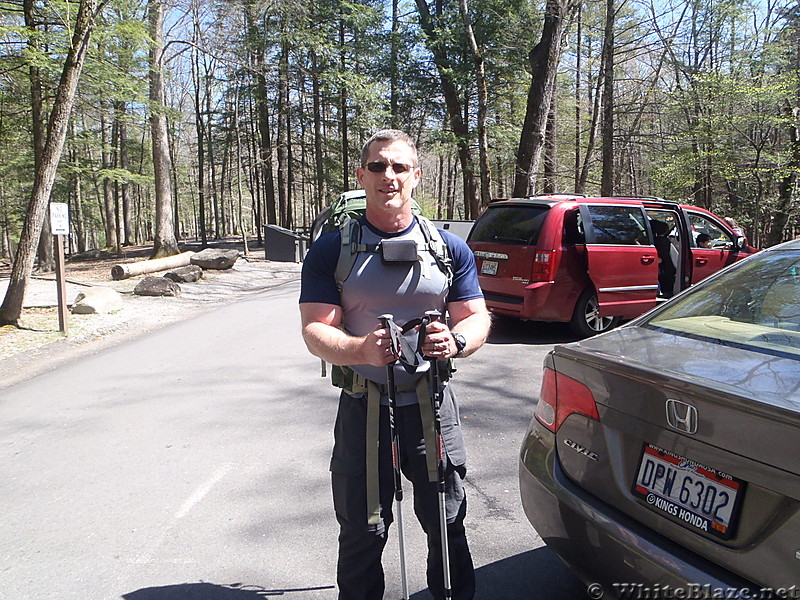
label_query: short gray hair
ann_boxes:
[360,129,418,167]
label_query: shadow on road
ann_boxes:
[121,549,584,599]
[122,582,335,598]
[487,315,579,346]
[470,547,585,599]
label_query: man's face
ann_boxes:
[356,139,421,213]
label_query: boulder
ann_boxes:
[71,286,123,314]
[164,265,203,283]
[190,248,239,270]
[133,276,181,297]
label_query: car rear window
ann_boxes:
[645,249,800,358]
[468,205,550,246]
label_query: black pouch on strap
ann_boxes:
[380,239,418,263]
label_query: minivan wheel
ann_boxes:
[570,289,621,337]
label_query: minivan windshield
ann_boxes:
[644,249,800,358]
[469,204,550,246]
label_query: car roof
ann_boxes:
[763,238,800,252]
[487,194,682,208]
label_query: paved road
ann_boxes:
[0,280,586,600]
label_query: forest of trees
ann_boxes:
[1,0,799,316]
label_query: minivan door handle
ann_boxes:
[641,255,656,265]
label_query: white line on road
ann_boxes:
[174,464,231,520]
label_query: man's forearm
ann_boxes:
[451,310,491,359]
[302,321,368,366]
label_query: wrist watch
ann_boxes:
[451,332,467,357]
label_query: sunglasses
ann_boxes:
[365,161,416,174]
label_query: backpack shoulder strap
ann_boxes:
[334,217,381,292]
[417,216,454,285]
[335,215,453,292]
[334,218,361,293]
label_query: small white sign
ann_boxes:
[50,202,70,235]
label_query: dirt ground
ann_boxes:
[0,239,302,389]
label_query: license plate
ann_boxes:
[632,444,744,540]
[481,260,498,275]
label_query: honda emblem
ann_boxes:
[665,399,698,434]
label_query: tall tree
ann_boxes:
[24,0,55,273]
[1,0,108,326]
[147,0,179,258]
[600,0,615,195]
[513,0,579,197]
[458,0,492,207]
[414,0,479,217]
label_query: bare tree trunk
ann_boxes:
[574,4,582,191]
[277,34,290,228]
[390,0,400,128]
[458,0,492,208]
[246,89,263,244]
[114,102,133,246]
[311,50,325,216]
[1,0,105,325]
[148,0,179,259]
[543,96,558,193]
[24,0,55,273]
[339,20,350,192]
[101,109,119,251]
[69,123,87,253]
[414,0,478,218]
[190,22,208,247]
[600,0,615,196]
[513,0,579,197]
[577,50,605,193]
[204,60,221,239]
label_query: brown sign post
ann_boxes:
[50,203,69,334]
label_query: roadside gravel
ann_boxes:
[0,251,302,390]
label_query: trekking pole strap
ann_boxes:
[366,380,382,526]
[417,376,440,483]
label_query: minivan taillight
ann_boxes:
[530,251,553,282]
[535,367,600,432]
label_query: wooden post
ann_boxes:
[49,203,70,334]
[54,234,68,334]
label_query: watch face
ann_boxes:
[453,332,466,354]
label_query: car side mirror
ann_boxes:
[735,235,747,251]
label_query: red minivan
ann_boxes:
[467,195,757,337]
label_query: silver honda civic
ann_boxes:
[519,239,800,599]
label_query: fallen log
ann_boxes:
[111,251,195,280]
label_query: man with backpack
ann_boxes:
[299,129,491,600]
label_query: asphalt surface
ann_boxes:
[0,279,586,600]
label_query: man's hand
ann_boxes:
[421,319,457,360]
[362,322,400,367]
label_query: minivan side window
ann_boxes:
[687,212,733,249]
[468,205,550,246]
[584,205,649,245]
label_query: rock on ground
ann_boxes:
[190,248,239,270]
[71,286,124,314]
[134,276,181,297]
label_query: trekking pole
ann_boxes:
[378,314,410,600]
[424,310,452,600]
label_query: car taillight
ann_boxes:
[530,251,553,282]
[535,366,600,432]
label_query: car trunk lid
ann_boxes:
[550,326,800,586]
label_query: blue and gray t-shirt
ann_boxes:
[300,215,482,404]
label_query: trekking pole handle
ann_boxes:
[424,310,442,323]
